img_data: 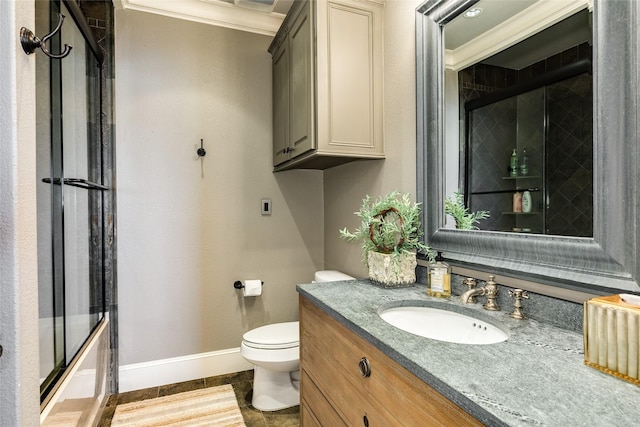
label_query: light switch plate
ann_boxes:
[261,198,272,215]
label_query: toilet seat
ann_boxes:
[242,321,299,350]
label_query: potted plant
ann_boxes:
[339,191,434,288]
[445,190,490,230]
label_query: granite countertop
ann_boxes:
[297,279,640,426]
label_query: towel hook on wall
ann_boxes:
[20,13,73,59]
[197,139,207,158]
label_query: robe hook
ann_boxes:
[197,139,206,157]
[20,13,73,59]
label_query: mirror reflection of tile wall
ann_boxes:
[546,73,593,237]
[461,42,593,236]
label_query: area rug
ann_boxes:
[111,384,246,427]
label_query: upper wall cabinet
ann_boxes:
[269,0,385,171]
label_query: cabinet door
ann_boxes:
[315,0,384,156]
[272,40,290,166]
[288,1,314,159]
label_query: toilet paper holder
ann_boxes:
[234,280,264,289]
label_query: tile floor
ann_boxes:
[98,370,300,427]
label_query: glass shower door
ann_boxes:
[36,0,105,401]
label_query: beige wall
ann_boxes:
[324,0,422,278]
[115,10,324,365]
[0,0,41,424]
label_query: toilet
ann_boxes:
[240,270,354,411]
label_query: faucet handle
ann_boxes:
[463,277,477,289]
[482,276,500,311]
[508,288,529,300]
[508,288,529,319]
[462,277,478,303]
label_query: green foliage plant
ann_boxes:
[339,191,435,266]
[445,190,490,230]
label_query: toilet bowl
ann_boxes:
[240,270,354,411]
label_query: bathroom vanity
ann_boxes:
[297,280,640,426]
[300,296,481,426]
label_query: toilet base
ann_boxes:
[251,366,300,411]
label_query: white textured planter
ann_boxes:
[367,251,417,288]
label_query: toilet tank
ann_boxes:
[314,270,355,282]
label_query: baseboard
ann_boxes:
[118,348,254,392]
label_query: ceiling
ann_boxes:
[444,0,591,71]
[116,0,294,36]
[445,0,538,50]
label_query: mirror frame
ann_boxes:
[416,0,640,294]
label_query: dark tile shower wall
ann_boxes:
[467,97,517,231]
[467,90,545,233]
[546,73,593,237]
[79,0,118,392]
[514,89,545,233]
[459,64,517,231]
[517,42,592,83]
[461,42,593,236]
[459,63,516,103]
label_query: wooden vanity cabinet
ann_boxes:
[269,0,385,171]
[299,296,483,426]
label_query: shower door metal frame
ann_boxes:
[38,0,107,406]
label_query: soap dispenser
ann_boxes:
[427,252,451,298]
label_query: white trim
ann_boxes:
[118,348,254,392]
[445,0,589,71]
[117,0,286,36]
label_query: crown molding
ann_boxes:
[116,0,286,36]
[445,0,588,71]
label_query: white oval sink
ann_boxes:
[379,306,508,345]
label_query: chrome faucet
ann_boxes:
[460,275,500,311]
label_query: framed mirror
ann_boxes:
[416,0,640,294]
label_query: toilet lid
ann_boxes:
[314,270,355,282]
[243,321,299,349]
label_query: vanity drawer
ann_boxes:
[301,298,407,425]
[300,296,483,426]
[300,370,347,427]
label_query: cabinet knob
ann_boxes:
[358,356,371,377]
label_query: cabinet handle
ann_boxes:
[358,357,371,377]
[363,415,369,427]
